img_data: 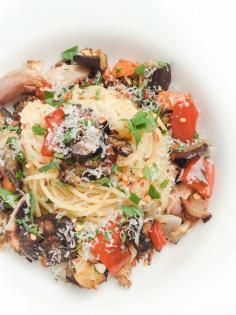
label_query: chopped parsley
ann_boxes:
[95,176,112,187]
[15,170,24,179]
[61,45,79,61]
[16,151,25,165]
[5,125,20,132]
[6,136,17,148]
[63,129,73,144]
[160,179,169,189]
[54,152,64,159]
[111,163,120,174]
[194,131,200,140]
[115,67,123,73]
[39,161,60,173]
[95,89,101,100]
[121,205,144,217]
[129,192,140,205]
[29,191,36,222]
[148,184,161,199]
[126,110,157,147]
[94,73,103,85]
[44,91,64,108]
[143,162,158,181]
[135,64,145,75]
[15,219,41,237]
[32,125,46,136]
[157,61,169,68]
[0,188,19,208]
[104,230,113,241]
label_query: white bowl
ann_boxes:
[0,1,235,314]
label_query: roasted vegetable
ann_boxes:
[171,142,209,167]
[74,48,107,72]
[178,157,214,198]
[92,223,131,276]
[67,258,107,289]
[182,193,211,220]
[150,64,171,91]
[149,221,168,252]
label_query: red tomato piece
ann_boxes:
[179,157,214,198]
[41,137,54,157]
[45,108,65,130]
[111,59,137,78]
[92,223,131,276]
[158,92,190,110]
[171,94,198,141]
[149,221,168,252]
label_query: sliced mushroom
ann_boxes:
[150,65,171,91]
[74,48,107,72]
[159,215,182,238]
[181,193,211,220]
[68,257,107,289]
[108,133,133,157]
[167,183,193,216]
[168,221,191,243]
[171,142,209,167]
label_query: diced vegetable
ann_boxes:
[171,94,198,141]
[41,108,65,157]
[41,139,54,157]
[92,223,131,276]
[178,157,214,198]
[149,221,168,251]
[45,108,65,130]
[111,59,137,78]
[158,92,189,110]
[2,176,16,192]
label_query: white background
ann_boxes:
[0,1,236,314]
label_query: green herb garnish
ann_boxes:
[160,179,169,189]
[194,131,200,140]
[157,61,169,68]
[95,89,101,100]
[104,230,113,241]
[63,129,73,144]
[44,91,64,108]
[61,45,79,61]
[135,64,145,75]
[15,219,41,237]
[16,151,25,165]
[143,162,158,181]
[15,170,24,179]
[121,205,144,217]
[129,192,140,205]
[126,110,157,147]
[0,188,19,208]
[148,184,161,199]
[95,176,112,187]
[6,125,20,132]
[29,191,36,222]
[32,125,46,136]
[111,163,120,174]
[39,161,59,173]
[6,136,16,148]
[54,152,64,159]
